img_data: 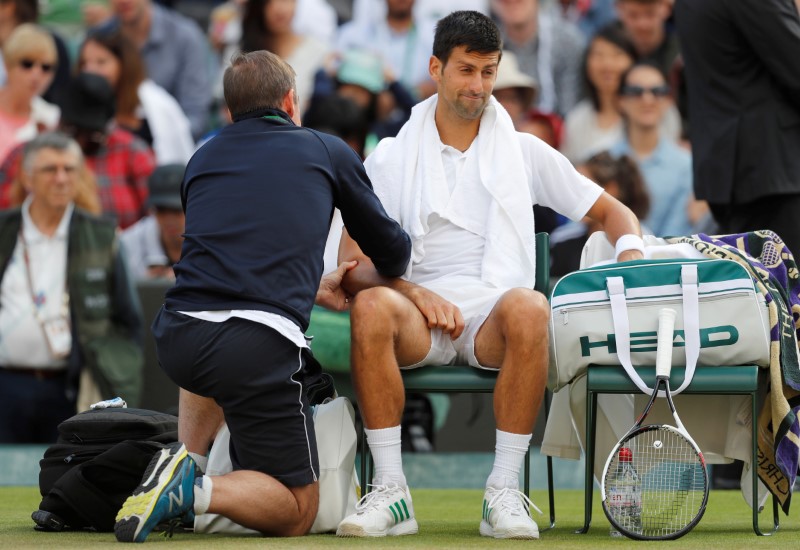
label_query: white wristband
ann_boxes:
[615,234,645,261]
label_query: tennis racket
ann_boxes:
[600,307,709,540]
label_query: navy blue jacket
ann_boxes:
[165,109,410,330]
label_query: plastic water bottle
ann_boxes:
[607,447,643,537]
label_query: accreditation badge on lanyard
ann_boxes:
[41,309,72,358]
[20,231,72,359]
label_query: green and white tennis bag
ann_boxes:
[548,258,771,393]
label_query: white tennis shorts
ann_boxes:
[402,284,506,370]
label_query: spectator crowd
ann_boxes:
[3,0,789,247]
[1,1,799,546]
[0,0,798,449]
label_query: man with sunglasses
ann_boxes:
[611,61,693,237]
[675,0,800,257]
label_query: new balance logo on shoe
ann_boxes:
[168,487,184,514]
[114,442,196,543]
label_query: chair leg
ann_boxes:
[527,447,557,532]
[545,455,556,530]
[542,390,556,530]
[524,447,530,495]
[359,425,370,496]
[368,454,375,491]
[751,389,779,536]
[771,496,780,534]
[755,495,781,536]
[522,448,556,532]
[576,389,597,534]
[751,473,780,536]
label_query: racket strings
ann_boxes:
[607,427,707,538]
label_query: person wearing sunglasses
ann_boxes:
[560,22,682,165]
[0,23,60,164]
[609,60,696,238]
[0,0,73,110]
[0,72,156,230]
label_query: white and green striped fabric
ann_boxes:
[548,259,770,392]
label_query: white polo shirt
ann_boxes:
[0,198,73,368]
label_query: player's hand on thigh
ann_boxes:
[403,286,464,340]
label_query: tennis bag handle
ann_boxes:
[606,264,700,397]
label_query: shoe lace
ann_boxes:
[355,483,403,513]
[160,517,183,539]
[486,487,543,517]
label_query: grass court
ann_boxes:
[2,486,797,549]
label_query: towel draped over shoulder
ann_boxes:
[364,94,539,290]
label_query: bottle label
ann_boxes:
[608,465,642,534]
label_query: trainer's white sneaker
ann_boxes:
[336,482,418,537]
[480,487,541,539]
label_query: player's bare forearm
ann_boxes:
[587,193,641,239]
[586,192,644,261]
[338,230,463,338]
[338,252,405,294]
[339,228,413,295]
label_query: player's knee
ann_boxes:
[351,287,403,328]
[499,288,550,325]
[271,483,319,536]
[278,511,316,537]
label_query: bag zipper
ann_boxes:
[555,291,752,325]
[64,430,170,444]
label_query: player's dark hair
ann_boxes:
[433,10,502,67]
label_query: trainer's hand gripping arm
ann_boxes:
[339,229,465,339]
[315,260,358,311]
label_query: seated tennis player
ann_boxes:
[336,10,643,540]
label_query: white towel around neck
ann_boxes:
[365,94,537,289]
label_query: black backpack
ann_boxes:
[33,407,178,532]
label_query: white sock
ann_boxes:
[189,451,208,474]
[193,475,213,515]
[365,425,406,487]
[486,430,531,490]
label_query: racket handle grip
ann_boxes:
[656,308,677,378]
